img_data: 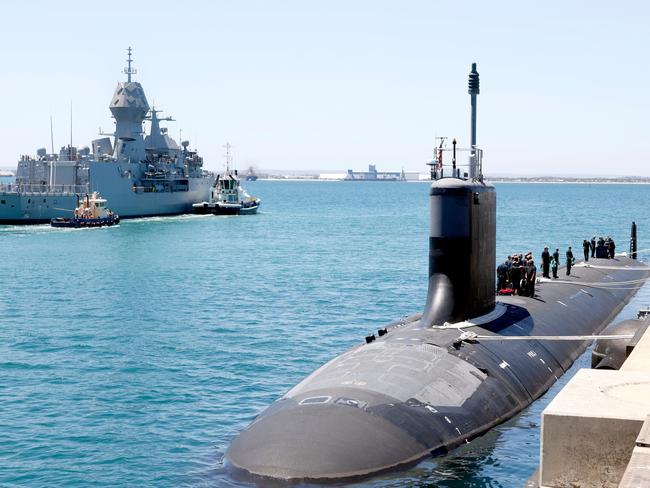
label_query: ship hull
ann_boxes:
[193,202,260,216]
[0,162,214,224]
[51,215,119,228]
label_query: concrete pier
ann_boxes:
[535,328,650,487]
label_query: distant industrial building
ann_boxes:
[318,165,423,181]
[345,164,403,181]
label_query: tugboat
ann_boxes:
[51,192,119,228]
[193,143,260,215]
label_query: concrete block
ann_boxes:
[540,369,650,488]
[618,446,650,487]
[626,322,649,358]
[636,415,650,447]
[622,327,650,371]
[524,468,540,487]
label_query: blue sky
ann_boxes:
[1,1,648,175]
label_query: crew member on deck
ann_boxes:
[511,257,522,295]
[541,247,550,278]
[497,260,509,291]
[566,246,574,276]
[551,249,559,279]
[526,260,537,297]
[583,239,590,262]
[506,255,513,286]
[596,237,607,258]
[590,236,596,258]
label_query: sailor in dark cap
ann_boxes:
[552,248,559,279]
[526,259,537,297]
[541,246,550,278]
[583,239,590,262]
[566,246,574,276]
[590,236,596,258]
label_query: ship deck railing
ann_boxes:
[427,145,484,181]
[0,183,89,195]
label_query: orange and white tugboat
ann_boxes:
[51,192,120,228]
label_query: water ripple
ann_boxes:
[1,181,649,486]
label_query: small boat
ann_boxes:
[192,143,260,216]
[51,192,120,228]
[245,166,259,181]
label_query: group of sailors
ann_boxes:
[496,253,538,297]
[583,236,616,260]
[497,235,619,296]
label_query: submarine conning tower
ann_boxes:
[422,63,496,325]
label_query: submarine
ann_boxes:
[225,64,650,482]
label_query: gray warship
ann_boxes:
[0,48,214,224]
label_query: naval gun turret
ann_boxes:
[225,64,648,483]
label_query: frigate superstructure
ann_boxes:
[0,48,214,224]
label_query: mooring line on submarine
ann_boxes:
[538,276,648,288]
[574,263,650,271]
[619,247,650,257]
[458,331,634,342]
[433,278,648,333]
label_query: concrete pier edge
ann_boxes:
[529,326,650,487]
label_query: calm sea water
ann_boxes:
[1,181,649,487]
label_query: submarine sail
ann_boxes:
[225,64,649,482]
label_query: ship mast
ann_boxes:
[124,46,136,83]
[50,116,55,188]
[224,142,233,173]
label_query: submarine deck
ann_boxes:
[226,257,649,481]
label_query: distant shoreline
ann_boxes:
[3,172,650,185]
[489,179,650,185]
[257,177,650,185]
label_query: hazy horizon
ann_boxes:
[1,1,648,176]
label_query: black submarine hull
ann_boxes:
[226,63,648,482]
[226,257,648,481]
